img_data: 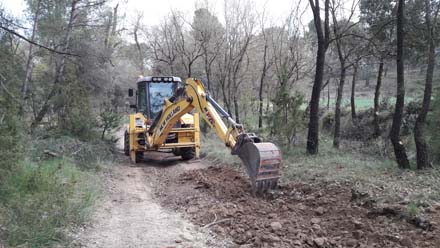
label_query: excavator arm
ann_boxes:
[146,78,282,194]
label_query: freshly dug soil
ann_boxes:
[150,164,440,248]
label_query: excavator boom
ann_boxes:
[147,78,282,194]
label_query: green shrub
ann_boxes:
[0,102,22,180]
[57,81,97,140]
[321,112,335,132]
[98,85,124,140]
[30,135,115,170]
[0,159,97,247]
[402,99,421,136]
[267,90,305,149]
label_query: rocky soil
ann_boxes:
[148,163,440,248]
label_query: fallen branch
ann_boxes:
[44,150,60,157]
[203,218,232,228]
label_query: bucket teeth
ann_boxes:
[237,142,282,195]
[255,179,278,194]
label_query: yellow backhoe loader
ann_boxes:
[124,76,282,193]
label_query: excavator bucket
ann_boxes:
[237,142,282,195]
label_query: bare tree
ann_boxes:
[133,12,145,75]
[149,17,179,75]
[257,8,271,128]
[171,11,204,78]
[192,7,225,95]
[217,0,255,123]
[330,0,361,148]
[360,0,395,138]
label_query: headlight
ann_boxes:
[135,118,144,128]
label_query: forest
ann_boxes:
[0,0,440,247]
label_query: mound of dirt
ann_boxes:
[151,165,440,248]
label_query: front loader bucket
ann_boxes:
[237,142,282,194]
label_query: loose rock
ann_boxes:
[270,222,282,231]
[311,218,321,225]
[186,206,198,214]
[315,207,325,216]
[313,237,326,247]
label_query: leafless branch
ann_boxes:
[0,25,80,56]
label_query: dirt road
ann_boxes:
[74,154,229,248]
[73,131,439,248]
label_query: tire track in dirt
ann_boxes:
[73,161,228,248]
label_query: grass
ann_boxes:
[200,132,242,167]
[0,158,98,247]
[320,97,416,111]
[283,138,440,205]
[200,130,440,206]
[0,131,114,247]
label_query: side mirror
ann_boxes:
[128,88,134,97]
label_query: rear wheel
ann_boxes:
[124,130,129,156]
[135,151,143,163]
[181,147,195,160]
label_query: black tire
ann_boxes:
[181,148,195,160]
[135,151,143,163]
[124,130,129,156]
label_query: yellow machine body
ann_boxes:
[127,112,200,162]
[124,76,282,194]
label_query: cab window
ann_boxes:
[148,82,177,119]
[137,83,146,114]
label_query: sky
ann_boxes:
[1,0,313,26]
[119,0,310,25]
[1,0,358,33]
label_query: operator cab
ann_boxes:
[130,76,181,120]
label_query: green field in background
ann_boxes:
[320,97,415,110]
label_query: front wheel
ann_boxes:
[181,147,195,160]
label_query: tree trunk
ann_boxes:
[307,42,326,154]
[265,83,271,113]
[187,61,192,78]
[133,18,144,75]
[307,0,330,155]
[221,79,232,116]
[327,79,330,109]
[258,44,268,128]
[233,93,240,123]
[334,65,346,148]
[350,63,358,121]
[390,0,410,169]
[374,59,384,137]
[101,127,107,140]
[365,64,371,87]
[203,48,211,92]
[414,0,435,170]
[19,0,42,117]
